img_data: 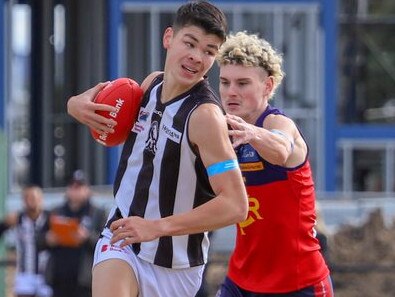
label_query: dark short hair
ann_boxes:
[173,0,227,42]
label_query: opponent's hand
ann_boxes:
[109,216,160,247]
[226,114,257,148]
[67,82,117,134]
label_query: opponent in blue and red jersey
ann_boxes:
[215,31,334,297]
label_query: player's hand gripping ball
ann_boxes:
[90,78,143,146]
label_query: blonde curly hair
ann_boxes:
[216,31,285,99]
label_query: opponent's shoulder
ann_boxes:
[264,113,298,134]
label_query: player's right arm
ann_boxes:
[67,72,162,134]
[67,82,116,134]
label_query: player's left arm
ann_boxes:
[110,103,248,245]
[180,103,249,230]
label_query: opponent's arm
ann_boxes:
[227,113,307,167]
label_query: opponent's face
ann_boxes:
[163,25,221,87]
[219,64,273,124]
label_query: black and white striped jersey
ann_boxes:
[113,75,222,268]
[15,211,50,274]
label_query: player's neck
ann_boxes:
[161,76,202,103]
[26,209,41,220]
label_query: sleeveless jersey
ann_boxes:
[113,75,222,269]
[227,105,329,293]
[15,211,50,274]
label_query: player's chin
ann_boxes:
[224,105,241,115]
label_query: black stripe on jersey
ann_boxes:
[188,232,205,266]
[105,207,123,228]
[130,152,154,255]
[17,213,26,272]
[113,81,157,197]
[113,130,138,197]
[34,236,39,273]
[153,135,178,266]
[154,236,173,267]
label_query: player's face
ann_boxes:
[219,64,273,124]
[23,188,43,214]
[163,25,221,88]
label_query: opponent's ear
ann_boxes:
[263,76,274,99]
[163,27,174,49]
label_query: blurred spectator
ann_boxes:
[37,170,107,297]
[0,184,52,297]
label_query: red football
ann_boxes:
[90,77,143,146]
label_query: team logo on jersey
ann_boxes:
[161,124,181,143]
[238,145,260,161]
[101,244,126,253]
[239,196,263,235]
[138,110,149,122]
[153,109,163,117]
[132,110,149,133]
[133,123,144,133]
[239,162,264,172]
[145,121,159,154]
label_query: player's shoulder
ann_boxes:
[191,79,222,105]
[194,102,224,118]
[141,71,163,92]
[190,103,226,134]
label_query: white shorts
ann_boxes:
[93,227,205,297]
[14,273,52,297]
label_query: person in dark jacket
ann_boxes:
[38,170,107,297]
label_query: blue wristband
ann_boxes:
[206,159,239,177]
